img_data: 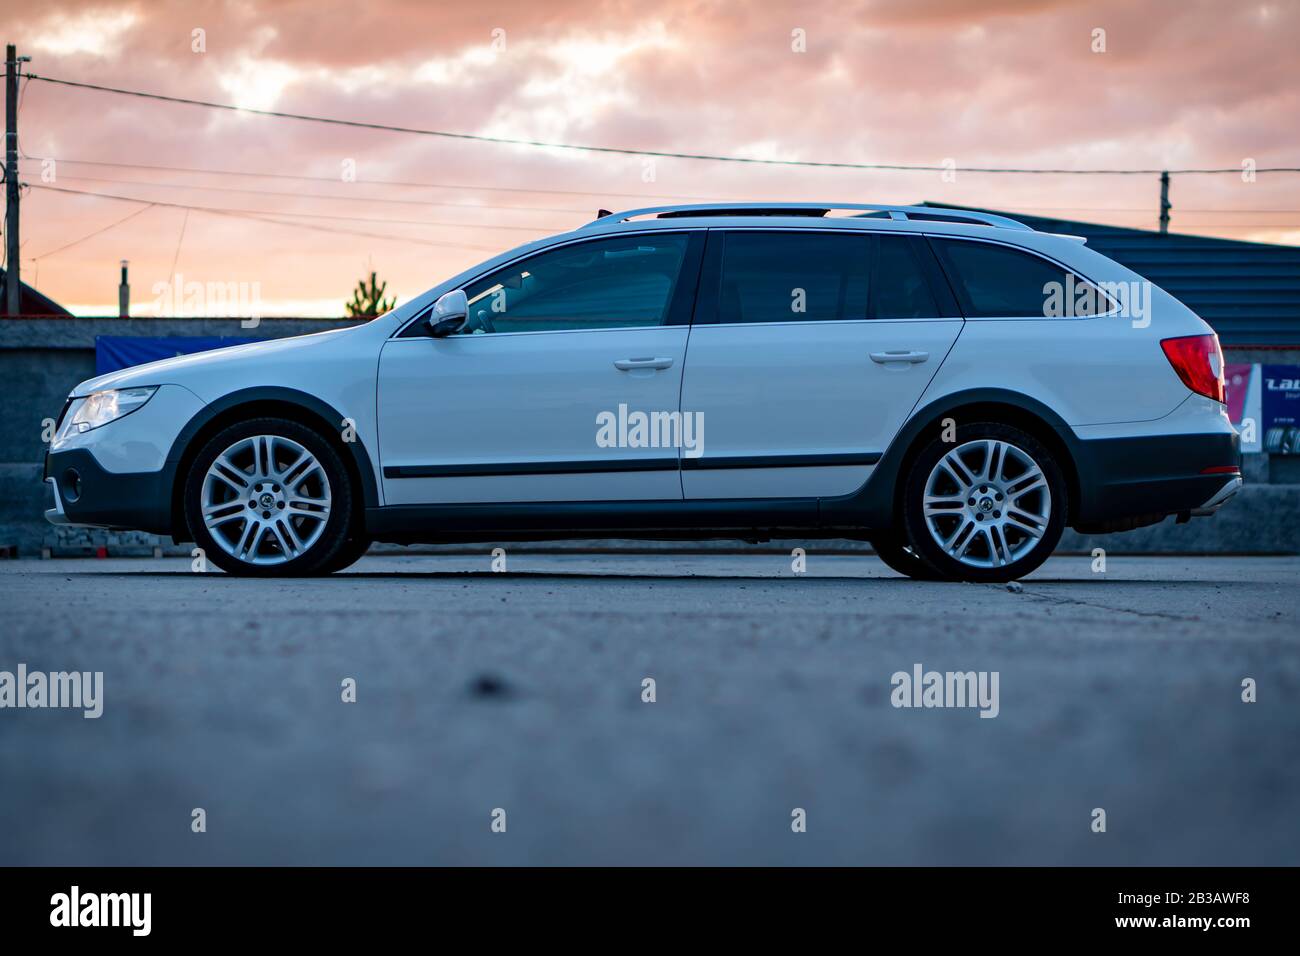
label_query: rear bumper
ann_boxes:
[43,447,172,534]
[1189,475,1243,516]
[1071,431,1241,530]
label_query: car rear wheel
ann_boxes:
[901,422,1066,583]
[184,418,354,576]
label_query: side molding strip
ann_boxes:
[384,452,881,478]
[384,458,678,478]
[681,452,881,470]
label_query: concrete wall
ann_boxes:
[0,321,1296,556]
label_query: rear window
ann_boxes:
[930,238,1111,318]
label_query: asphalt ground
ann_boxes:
[1,552,1297,865]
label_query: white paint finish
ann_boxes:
[51,384,205,473]
[911,230,1218,430]
[685,464,875,501]
[923,313,1197,427]
[680,320,961,498]
[66,321,389,500]
[1073,394,1237,440]
[75,324,372,401]
[52,211,1237,527]
[376,470,677,505]
[377,327,689,505]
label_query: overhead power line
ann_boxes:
[29,182,563,232]
[47,173,1300,221]
[26,183,1300,246]
[15,160,1300,216]
[27,183,504,252]
[20,156,738,202]
[167,207,189,280]
[38,171,592,215]
[26,74,1300,175]
[236,213,501,251]
[31,202,155,260]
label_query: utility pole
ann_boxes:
[1158,170,1171,235]
[5,44,22,315]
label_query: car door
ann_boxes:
[377,230,704,505]
[680,229,963,499]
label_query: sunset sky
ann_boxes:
[4,0,1299,316]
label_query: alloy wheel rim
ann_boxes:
[200,435,331,566]
[922,438,1051,569]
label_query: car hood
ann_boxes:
[70,326,364,400]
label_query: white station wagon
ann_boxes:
[44,203,1242,581]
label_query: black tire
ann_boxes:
[869,531,945,580]
[184,417,355,577]
[901,422,1067,583]
[319,535,372,574]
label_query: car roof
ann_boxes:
[384,203,1116,334]
[551,202,1089,249]
[585,202,1028,228]
[424,203,1080,309]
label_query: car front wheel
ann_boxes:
[868,531,945,580]
[184,418,354,576]
[901,422,1067,583]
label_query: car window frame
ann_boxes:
[925,234,1121,320]
[393,230,706,339]
[691,227,962,327]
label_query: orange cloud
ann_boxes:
[5,0,1297,314]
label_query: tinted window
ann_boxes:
[459,234,690,333]
[871,235,941,319]
[715,232,938,324]
[931,238,1110,318]
[719,233,868,323]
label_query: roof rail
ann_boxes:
[582,202,1033,231]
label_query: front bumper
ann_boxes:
[43,447,173,534]
[44,476,72,526]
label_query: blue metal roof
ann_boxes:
[921,204,1300,346]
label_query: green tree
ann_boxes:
[345,271,395,318]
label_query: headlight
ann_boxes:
[54,387,158,443]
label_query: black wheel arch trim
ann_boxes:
[364,497,823,543]
[821,387,1240,530]
[820,387,1084,529]
[164,386,381,538]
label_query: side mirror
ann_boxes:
[427,289,469,338]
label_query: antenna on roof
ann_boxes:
[596,209,613,219]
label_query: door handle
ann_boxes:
[869,350,929,365]
[614,357,674,370]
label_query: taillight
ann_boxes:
[1160,334,1225,403]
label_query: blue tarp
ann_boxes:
[94,336,264,375]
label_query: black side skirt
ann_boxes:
[365,498,840,544]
